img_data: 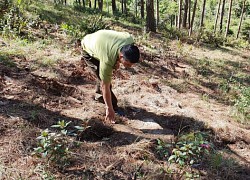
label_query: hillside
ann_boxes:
[0,1,250,179]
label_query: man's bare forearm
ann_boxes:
[102,81,115,121]
[101,81,113,110]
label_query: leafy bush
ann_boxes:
[0,3,40,39]
[197,29,224,46]
[157,132,212,167]
[60,22,82,37]
[241,21,250,42]
[225,36,250,48]
[60,15,109,38]
[33,120,85,166]
[79,15,109,34]
[233,86,250,124]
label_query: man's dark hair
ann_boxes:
[120,44,140,63]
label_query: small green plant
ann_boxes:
[218,79,231,94]
[33,120,85,165]
[168,132,212,167]
[209,152,223,169]
[60,22,82,37]
[233,86,250,124]
[202,93,210,102]
[0,54,16,67]
[156,139,172,159]
[184,171,200,180]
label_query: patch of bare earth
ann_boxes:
[0,34,249,179]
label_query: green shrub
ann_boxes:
[33,120,85,166]
[233,86,250,124]
[0,3,40,39]
[157,132,212,167]
[241,21,250,42]
[197,29,224,46]
[79,15,109,34]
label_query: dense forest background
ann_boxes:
[1,0,250,44]
[0,0,249,179]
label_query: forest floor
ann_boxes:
[0,25,250,179]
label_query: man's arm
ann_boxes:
[101,81,115,122]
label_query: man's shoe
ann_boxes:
[94,94,105,104]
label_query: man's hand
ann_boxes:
[105,107,115,123]
[102,81,116,123]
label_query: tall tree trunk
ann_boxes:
[225,0,233,37]
[188,0,191,28]
[178,0,183,29]
[135,0,138,17]
[94,0,97,9]
[124,0,127,14]
[219,0,226,33]
[200,0,206,29]
[156,0,159,26]
[121,0,124,13]
[146,0,156,32]
[189,0,197,36]
[171,15,175,27]
[175,14,178,28]
[141,0,145,19]
[98,0,103,11]
[89,0,92,8]
[182,0,188,28]
[214,0,221,33]
[112,0,116,14]
[237,0,246,39]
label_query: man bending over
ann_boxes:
[79,29,140,123]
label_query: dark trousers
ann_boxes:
[81,51,118,110]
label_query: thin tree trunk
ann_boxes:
[112,0,116,14]
[182,0,188,28]
[214,0,222,34]
[171,15,175,27]
[219,0,226,33]
[121,0,124,13]
[200,0,206,29]
[98,0,103,11]
[141,0,145,19]
[94,0,97,9]
[188,0,191,28]
[175,14,178,28]
[89,0,92,8]
[135,0,138,17]
[237,0,246,38]
[146,0,156,32]
[225,0,233,37]
[178,0,183,29]
[124,0,127,14]
[156,0,159,26]
[189,0,197,36]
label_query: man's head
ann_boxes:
[119,44,140,68]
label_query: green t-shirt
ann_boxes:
[81,30,134,82]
